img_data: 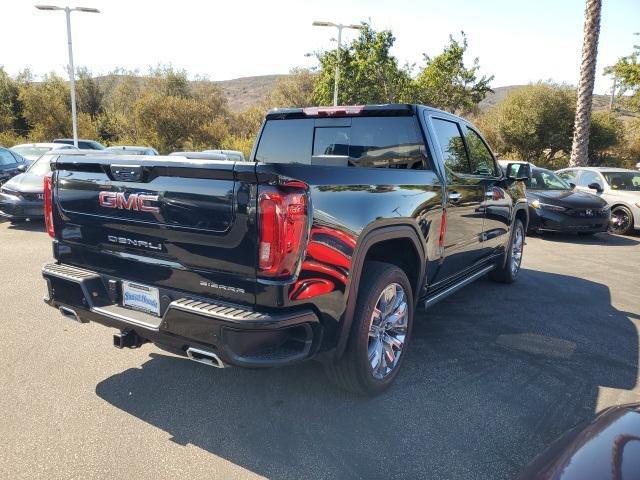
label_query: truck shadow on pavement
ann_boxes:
[1,219,46,232]
[95,269,639,480]
[532,231,640,246]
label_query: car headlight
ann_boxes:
[530,199,567,212]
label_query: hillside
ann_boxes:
[96,73,630,117]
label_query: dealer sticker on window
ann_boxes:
[122,281,160,316]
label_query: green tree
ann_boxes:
[0,67,30,136]
[606,45,640,112]
[478,83,576,167]
[588,111,624,165]
[411,32,493,115]
[19,73,72,140]
[313,25,411,105]
[76,67,104,118]
[267,68,316,108]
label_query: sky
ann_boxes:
[2,0,639,95]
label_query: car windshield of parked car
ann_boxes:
[603,172,640,191]
[526,169,571,190]
[11,145,51,158]
[26,154,52,176]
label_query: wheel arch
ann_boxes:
[335,223,426,358]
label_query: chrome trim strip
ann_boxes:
[423,265,495,309]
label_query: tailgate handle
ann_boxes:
[111,165,143,182]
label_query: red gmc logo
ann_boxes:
[98,191,160,213]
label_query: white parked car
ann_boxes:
[556,167,640,235]
[11,142,77,162]
[202,149,245,161]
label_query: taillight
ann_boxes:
[43,174,54,238]
[258,188,308,277]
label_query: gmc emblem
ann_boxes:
[98,191,160,213]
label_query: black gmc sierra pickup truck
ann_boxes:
[42,104,529,395]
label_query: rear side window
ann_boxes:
[349,117,423,168]
[431,118,469,175]
[256,116,424,169]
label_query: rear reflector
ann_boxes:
[43,174,54,238]
[303,106,364,117]
[258,187,308,277]
[438,209,447,248]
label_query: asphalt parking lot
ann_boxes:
[1,220,639,480]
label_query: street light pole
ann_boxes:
[312,21,363,106]
[35,5,100,148]
[64,7,78,148]
[334,25,343,107]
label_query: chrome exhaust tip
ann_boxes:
[186,347,226,369]
[59,306,86,323]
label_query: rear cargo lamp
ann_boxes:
[302,106,364,117]
[43,174,55,238]
[258,188,308,277]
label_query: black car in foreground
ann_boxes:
[500,162,610,235]
[0,147,29,186]
[0,152,52,221]
[520,403,640,479]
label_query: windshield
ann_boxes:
[526,169,571,190]
[26,154,53,176]
[603,171,640,191]
[12,145,51,158]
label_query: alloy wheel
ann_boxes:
[367,283,408,380]
[511,226,524,276]
[610,207,631,235]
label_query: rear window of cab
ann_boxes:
[255,116,424,169]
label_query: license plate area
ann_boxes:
[122,281,160,316]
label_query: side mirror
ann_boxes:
[506,162,531,181]
[588,182,603,193]
[17,164,27,172]
[569,182,576,189]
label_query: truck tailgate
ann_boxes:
[52,155,257,304]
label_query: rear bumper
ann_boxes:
[42,263,321,368]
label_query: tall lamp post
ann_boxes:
[312,21,363,106]
[35,5,100,148]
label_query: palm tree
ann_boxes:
[569,0,602,167]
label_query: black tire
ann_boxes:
[609,205,634,236]
[9,219,25,225]
[324,261,414,396]
[489,218,525,284]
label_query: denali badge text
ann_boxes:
[107,235,163,251]
[98,191,159,213]
[200,281,245,294]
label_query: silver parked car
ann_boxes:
[202,149,245,161]
[556,167,640,235]
[104,145,159,156]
